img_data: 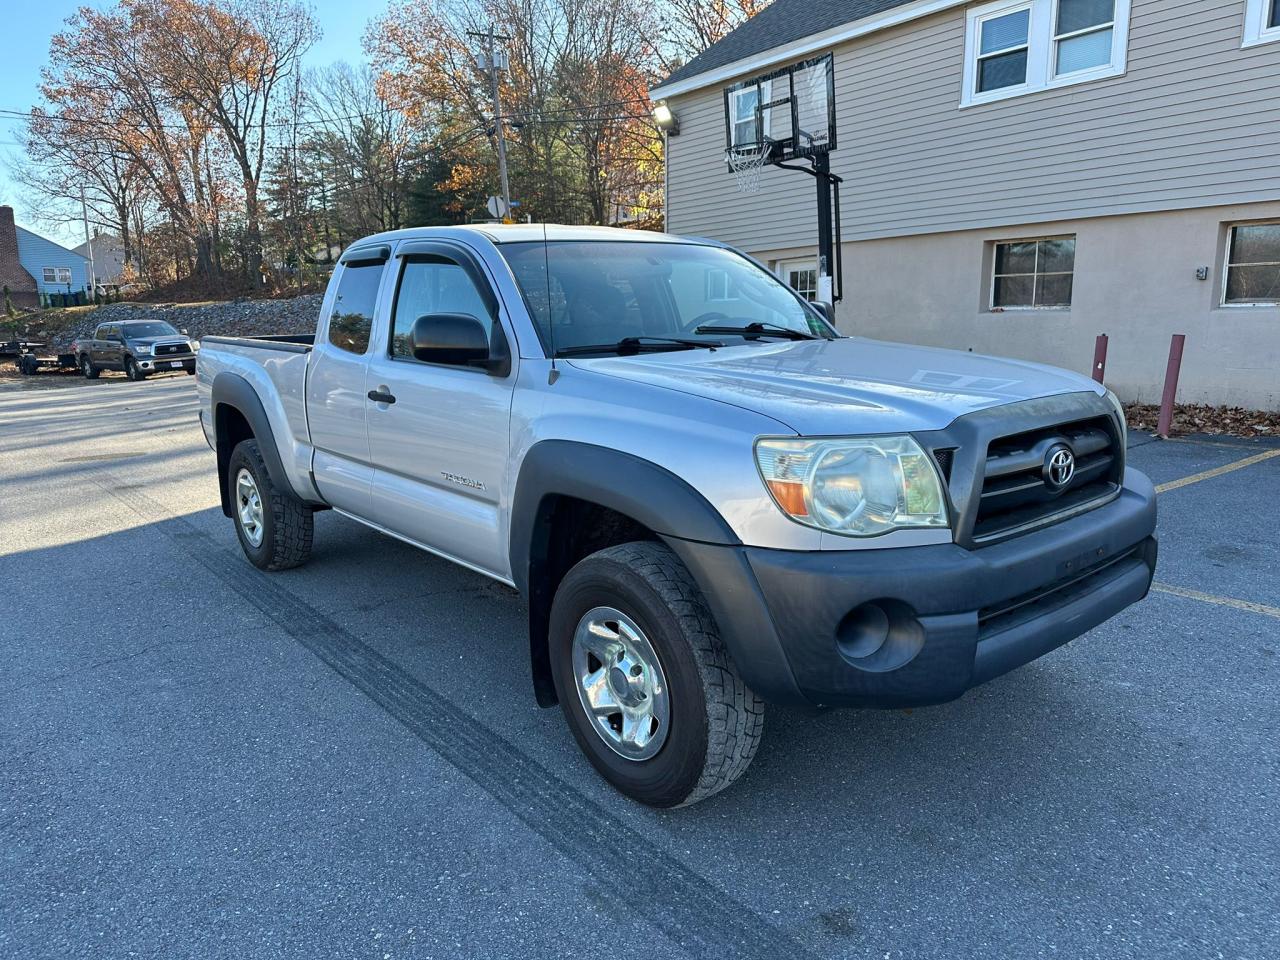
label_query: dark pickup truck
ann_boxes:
[77,320,199,380]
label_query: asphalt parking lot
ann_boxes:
[1,374,1277,960]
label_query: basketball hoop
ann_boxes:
[726,141,774,194]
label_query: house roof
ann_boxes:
[653,0,958,97]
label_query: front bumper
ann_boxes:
[137,354,196,372]
[671,467,1157,709]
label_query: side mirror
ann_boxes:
[180,328,189,336]
[813,301,835,326]
[411,313,510,376]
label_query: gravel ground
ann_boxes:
[1,377,1277,959]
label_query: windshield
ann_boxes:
[499,240,834,355]
[124,322,179,339]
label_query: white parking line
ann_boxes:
[1154,449,1280,494]
[1152,582,1280,620]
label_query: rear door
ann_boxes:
[363,240,516,579]
[304,245,391,516]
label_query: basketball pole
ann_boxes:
[814,153,835,304]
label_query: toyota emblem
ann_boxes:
[1044,445,1076,491]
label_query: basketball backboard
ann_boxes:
[722,54,836,167]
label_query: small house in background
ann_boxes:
[0,205,91,308]
[73,233,128,287]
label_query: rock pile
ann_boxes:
[52,295,323,349]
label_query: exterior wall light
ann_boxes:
[652,101,679,135]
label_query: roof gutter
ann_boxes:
[649,0,968,99]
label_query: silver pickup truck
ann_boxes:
[198,224,1157,807]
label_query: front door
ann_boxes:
[777,259,819,302]
[364,242,515,580]
[305,251,389,515]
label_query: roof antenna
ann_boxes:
[543,222,559,384]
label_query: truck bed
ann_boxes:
[201,333,314,352]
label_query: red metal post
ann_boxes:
[1156,334,1186,439]
[1091,334,1109,383]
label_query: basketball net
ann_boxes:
[727,145,769,194]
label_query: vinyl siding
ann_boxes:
[666,0,1280,250]
[15,227,90,294]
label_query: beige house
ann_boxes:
[651,0,1280,409]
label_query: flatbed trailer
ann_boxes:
[10,345,79,375]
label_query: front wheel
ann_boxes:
[549,541,764,807]
[124,357,147,381]
[227,439,314,570]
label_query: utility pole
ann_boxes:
[469,25,512,221]
[80,186,96,301]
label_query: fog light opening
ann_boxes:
[835,599,925,672]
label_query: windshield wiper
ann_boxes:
[554,336,723,358]
[693,321,819,341]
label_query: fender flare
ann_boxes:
[210,372,298,517]
[509,440,742,706]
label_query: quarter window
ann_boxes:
[391,257,494,363]
[992,236,1075,309]
[327,261,383,355]
[1223,223,1280,305]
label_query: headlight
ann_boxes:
[756,435,949,537]
[190,340,200,351]
[1104,389,1126,448]
[133,343,152,355]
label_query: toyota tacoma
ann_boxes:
[197,225,1157,807]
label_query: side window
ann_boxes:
[391,257,494,363]
[327,262,383,355]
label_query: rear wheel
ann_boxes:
[80,356,99,379]
[549,541,764,807]
[227,439,313,570]
[124,357,146,381]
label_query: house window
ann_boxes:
[1223,223,1280,305]
[976,8,1031,93]
[962,0,1130,106]
[728,80,771,149]
[1242,0,1280,46]
[41,267,72,284]
[991,236,1075,309]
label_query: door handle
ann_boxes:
[367,389,396,405]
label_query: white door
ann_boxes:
[363,242,516,580]
[776,259,819,301]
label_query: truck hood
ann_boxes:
[570,337,1104,435]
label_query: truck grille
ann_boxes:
[154,342,189,356]
[972,417,1121,542]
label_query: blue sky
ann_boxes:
[0,0,375,244]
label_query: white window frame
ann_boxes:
[728,79,772,149]
[961,0,1131,108]
[42,267,57,283]
[1221,222,1280,307]
[989,234,1076,311]
[1243,0,1280,47]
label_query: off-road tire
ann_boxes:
[124,357,146,381]
[549,541,764,807]
[227,438,313,571]
[80,356,99,379]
